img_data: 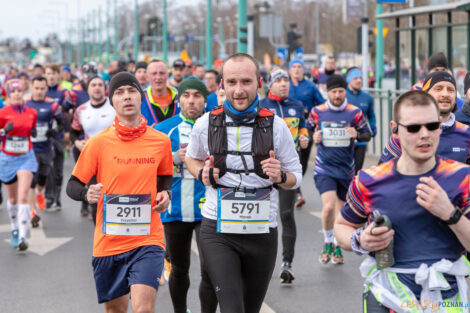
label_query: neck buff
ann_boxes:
[441,112,455,130]
[223,95,259,123]
[325,69,335,76]
[326,98,347,112]
[113,115,147,141]
[268,91,284,102]
[11,103,26,113]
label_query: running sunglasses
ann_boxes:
[397,121,440,133]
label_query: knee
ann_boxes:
[133,305,153,313]
[171,263,190,278]
[322,203,335,214]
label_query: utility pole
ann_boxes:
[237,0,247,53]
[134,0,139,60]
[361,0,369,90]
[113,0,118,61]
[163,0,168,62]
[106,0,110,65]
[98,6,103,63]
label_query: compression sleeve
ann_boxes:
[157,175,173,191]
[66,175,88,202]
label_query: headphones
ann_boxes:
[220,77,263,89]
[392,122,398,134]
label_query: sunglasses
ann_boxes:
[397,121,441,133]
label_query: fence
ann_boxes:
[364,88,408,156]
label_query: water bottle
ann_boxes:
[373,210,394,269]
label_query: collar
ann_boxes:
[179,113,195,125]
[147,86,177,106]
[268,91,284,102]
[326,99,348,112]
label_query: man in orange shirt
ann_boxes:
[141,59,179,127]
[66,72,173,312]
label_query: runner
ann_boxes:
[455,72,470,125]
[185,53,302,313]
[66,72,173,312]
[26,75,63,223]
[169,59,186,89]
[308,74,371,265]
[260,68,309,284]
[0,79,38,251]
[17,72,31,100]
[70,75,115,222]
[193,64,205,81]
[380,71,470,165]
[155,78,218,313]
[345,67,377,173]
[318,56,338,93]
[141,59,179,127]
[134,61,148,90]
[204,69,220,112]
[45,64,67,104]
[335,90,470,313]
[288,58,325,208]
[412,52,465,110]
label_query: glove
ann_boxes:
[371,126,377,138]
[46,129,57,138]
[0,121,13,136]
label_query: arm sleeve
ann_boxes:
[157,175,173,191]
[341,175,369,224]
[66,175,88,202]
[274,117,303,189]
[379,136,402,164]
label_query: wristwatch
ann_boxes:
[279,171,287,184]
[166,190,172,201]
[443,207,463,225]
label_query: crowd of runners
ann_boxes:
[1,50,470,313]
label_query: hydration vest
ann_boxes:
[208,107,274,180]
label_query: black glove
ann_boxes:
[0,122,13,136]
[46,129,57,138]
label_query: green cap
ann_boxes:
[178,78,208,101]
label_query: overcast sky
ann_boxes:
[0,0,193,43]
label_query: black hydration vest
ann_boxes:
[208,107,274,180]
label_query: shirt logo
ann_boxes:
[452,147,466,152]
[288,108,296,116]
[113,156,156,165]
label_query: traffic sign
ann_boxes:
[276,47,287,61]
[296,47,304,60]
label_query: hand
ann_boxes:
[299,135,309,149]
[2,122,14,135]
[290,76,298,86]
[359,222,395,252]
[261,150,282,183]
[345,127,357,139]
[152,190,170,213]
[75,139,86,151]
[86,183,103,204]
[371,126,377,137]
[313,130,322,144]
[46,129,57,138]
[416,176,454,220]
[201,156,220,186]
[178,147,187,163]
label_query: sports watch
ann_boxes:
[443,207,463,225]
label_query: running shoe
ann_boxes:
[280,261,295,284]
[31,214,41,228]
[164,258,172,281]
[36,193,46,210]
[18,237,28,251]
[46,198,54,210]
[331,246,344,264]
[55,200,62,211]
[319,243,334,264]
[10,229,19,248]
[295,193,305,208]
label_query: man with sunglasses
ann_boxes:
[335,90,470,312]
[380,71,470,165]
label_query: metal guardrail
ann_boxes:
[363,88,408,156]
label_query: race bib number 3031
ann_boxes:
[321,121,350,147]
[217,188,271,234]
[103,194,152,236]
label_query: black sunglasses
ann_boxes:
[397,121,441,133]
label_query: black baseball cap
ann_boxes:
[172,59,186,69]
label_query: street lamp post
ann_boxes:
[134,0,139,60]
[206,0,213,68]
[106,0,111,65]
[163,0,168,62]
[237,0,247,53]
[113,0,118,61]
[217,17,225,59]
[98,6,103,63]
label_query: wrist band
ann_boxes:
[350,227,369,256]
[198,168,204,183]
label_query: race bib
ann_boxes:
[217,188,271,234]
[31,123,49,143]
[322,121,350,147]
[4,136,29,154]
[103,194,152,236]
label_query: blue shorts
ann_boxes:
[0,150,38,183]
[92,245,165,304]
[314,174,351,201]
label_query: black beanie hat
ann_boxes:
[464,72,470,96]
[178,77,208,101]
[135,61,148,71]
[428,52,448,71]
[422,71,456,93]
[108,72,144,106]
[86,75,105,91]
[326,74,347,91]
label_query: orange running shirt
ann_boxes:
[72,125,173,257]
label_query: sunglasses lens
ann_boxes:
[406,125,421,133]
[426,122,440,131]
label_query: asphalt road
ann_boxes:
[0,153,378,313]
